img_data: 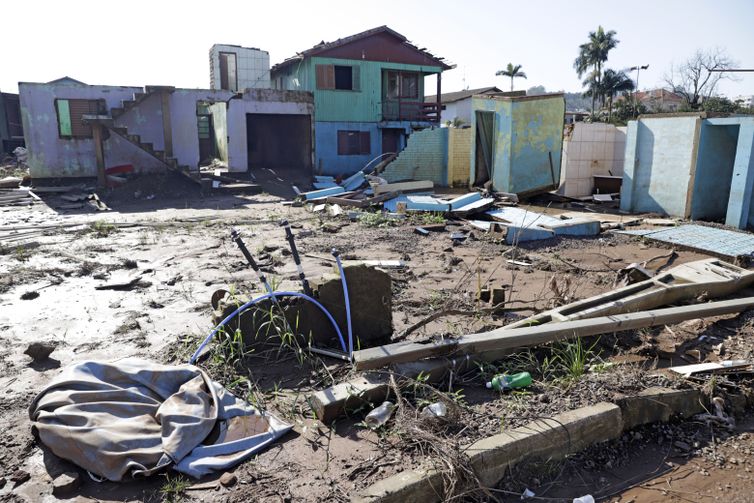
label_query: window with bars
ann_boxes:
[386,71,419,99]
[55,99,105,139]
[337,130,370,155]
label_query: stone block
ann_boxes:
[617,387,705,430]
[466,402,622,487]
[353,468,444,503]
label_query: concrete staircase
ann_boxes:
[83,86,201,184]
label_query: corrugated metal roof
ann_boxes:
[424,86,503,104]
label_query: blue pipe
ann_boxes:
[331,249,354,357]
[189,291,347,364]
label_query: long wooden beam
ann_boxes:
[353,297,754,370]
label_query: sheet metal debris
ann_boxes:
[617,225,754,261]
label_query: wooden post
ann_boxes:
[161,91,173,157]
[92,124,106,188]
[436,72,442,123]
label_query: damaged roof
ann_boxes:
[272,25,454,72]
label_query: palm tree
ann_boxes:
[496,63,527,92]
[601,69,634,122]
[574,26,619,113]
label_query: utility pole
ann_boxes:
[629,64,649,118]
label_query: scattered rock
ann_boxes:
[24,341,56,361]
[10,469,30,487]
[219,472,237,487]
[20,291,39,300]
[674,440,691,452]
[52,471,81,496]
[122,259,138,269]
[0,477,5,489]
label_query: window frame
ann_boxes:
[54,98,105,139]
[337,130,370,156]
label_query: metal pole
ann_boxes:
[280,220,312,296]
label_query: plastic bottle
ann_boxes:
[420,402,448,419]
[364,401,395,428]
[572,495,595,503]
[485,372,532,391]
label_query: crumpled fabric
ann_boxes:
[29,358,291,480]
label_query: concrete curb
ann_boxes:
[353,387,705,502]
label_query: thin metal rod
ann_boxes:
[280,220,312,296]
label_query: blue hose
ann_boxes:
[189,291,347,364]
[332,249,354,357]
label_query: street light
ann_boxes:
[628,64,649,118]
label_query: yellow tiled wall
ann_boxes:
[448,128,472,187]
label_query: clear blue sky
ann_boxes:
[2,0,752,98]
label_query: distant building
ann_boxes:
[424,86,503,125]
[209,44,271,91]
[0,91,24,154]
[634,88,686,112]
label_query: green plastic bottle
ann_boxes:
[486,372,532,391]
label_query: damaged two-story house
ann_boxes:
[270,26,454,175]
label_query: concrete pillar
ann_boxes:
[160,92,173,157]
[92,124,106,188]
[725,122,754,229]
[619,120,639,213]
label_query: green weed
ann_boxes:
[89,220,117,238]
[159,473,190,503]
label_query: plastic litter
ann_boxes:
[486,372,532,391]
[365,401,395,428]
[521,488,535,499]
[420,402,447,419]
[573,496,594,503]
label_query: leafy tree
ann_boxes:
[702,96,737,113]
[601,69,635,121]
[664,48,737,110]
[613,97,647,124]
[527,85,547,96]
[496,63,527,92]
[574,26,619,113]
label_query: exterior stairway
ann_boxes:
[83,86,201,184]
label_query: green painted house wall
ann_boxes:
[273,57,441,122]
[470,94,565,195]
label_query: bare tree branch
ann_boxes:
[663,48,738,109]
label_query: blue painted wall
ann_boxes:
[620,115,700,216]
[314,121,381,175]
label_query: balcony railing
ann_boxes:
[382,100,440,123]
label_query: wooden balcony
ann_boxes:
[382,100,440,123]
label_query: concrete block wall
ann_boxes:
[210,44,271,91]
[381,127,448,185]
[447,128,472,187]
[560,122,626,197]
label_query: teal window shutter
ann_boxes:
[56,99,72,136]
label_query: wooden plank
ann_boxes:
[325,196,368,208]
[352,296,754,370]
[374,180,433,195]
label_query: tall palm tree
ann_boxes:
[574,26,619,113]
[601,69,634,121]
[496,63,527,92]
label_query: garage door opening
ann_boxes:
[246,114,312,173]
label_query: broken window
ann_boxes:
[219,52,238,91]
[386,71,420,99]
[55,99,104,139]
[337,130,370,155]
[316,64,360,91]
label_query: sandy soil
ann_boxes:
[1,178,753,502]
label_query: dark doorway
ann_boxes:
[246,114,312,172]
[690,124,740,221]
[382,128,403,155]
[474,111,495,186]
[197,103,215,165]
[219,52,238,92]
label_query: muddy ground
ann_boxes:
[1,176,754,502]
